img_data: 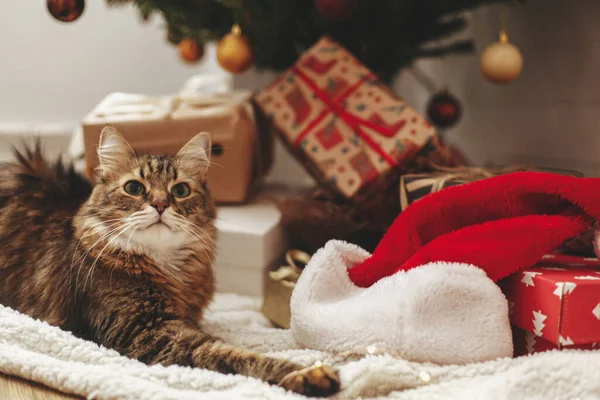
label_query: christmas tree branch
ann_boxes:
[104,0,519,82]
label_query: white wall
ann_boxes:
[431,0,600,176]
[1,0,600,180]
[0,1,225,125]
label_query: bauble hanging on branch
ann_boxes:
[426,90,462,129]
[47,0,85,23]
[315,0,358,22]
[216,25,254,74]
[178,38,204,64]
[480,5,523,85]
[480,31,523,84]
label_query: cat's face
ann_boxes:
[79,126,216,257]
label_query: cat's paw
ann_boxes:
[278,364,340,397]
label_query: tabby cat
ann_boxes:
[0,127,340,397]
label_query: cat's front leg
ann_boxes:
[92,305,340,397]
[191,339,340,397]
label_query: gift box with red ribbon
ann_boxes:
[500,254,600,353]
[254,36,449,200]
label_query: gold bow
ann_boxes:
[268,250,311,285]
[261,250,312,329]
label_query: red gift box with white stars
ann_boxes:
[500,253,600,354]
[254,36,449,200]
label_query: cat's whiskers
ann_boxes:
[73,216,144,288]
[83,220,142,291]
[179,217,212,236]
[71,218,131,268]
[206,160,224,169]
[110,224,143,287]
[125,224,141,251]
[69,219,129,287]
[72,222,129,288]
[168,213,211,238]
[167,215,216,261]
[73,217,143,266]
[176,217,222,252]
[173,223,213,261]
[168,214,212,246]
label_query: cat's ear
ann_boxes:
[176,132,211,175]
[97,126,135,177]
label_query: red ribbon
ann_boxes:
[291,65,397,167]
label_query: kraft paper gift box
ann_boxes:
[254,36,450,204]
[81,91,273,204]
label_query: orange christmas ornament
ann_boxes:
[178,39,204,64]
[216,25,254,74]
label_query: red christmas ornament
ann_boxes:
[47,0,85,23]
[315,0,358,22]
[426,91,462,129]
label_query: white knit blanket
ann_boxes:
[1,294,599,400]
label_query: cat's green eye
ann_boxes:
[124,180,145,196]
[171,182,191,198]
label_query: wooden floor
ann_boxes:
[0,373,80,400]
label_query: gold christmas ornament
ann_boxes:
[480,7,523,84]
[480,31,523,84]
[178,38,204,64]
[217,25,254,74]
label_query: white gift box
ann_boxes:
[214,195,288,297]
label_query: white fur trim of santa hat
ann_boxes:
[290,240,513,365]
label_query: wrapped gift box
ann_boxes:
[81,91,273,204]
[254,36,450,203]
[500,254,600,348]
[400,173,471,211]
[213,193,288,297]
[399,167,584,211]
[512,326,599,356]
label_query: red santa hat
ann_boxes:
[290,172,600,364]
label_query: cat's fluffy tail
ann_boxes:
[9,139,92,201]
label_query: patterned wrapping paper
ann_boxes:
[512,327,599,356]
[499,254,600,348]
[254,36,441,199]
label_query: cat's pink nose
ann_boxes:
[152,200,169,214]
